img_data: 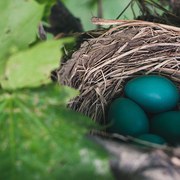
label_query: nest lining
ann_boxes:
[57,21,180,123]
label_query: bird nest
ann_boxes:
[57,20,180,124]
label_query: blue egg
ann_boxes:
[137,133,166,145]
[124,75,179,113]
[108,97,149,136]
[150,111,180,144]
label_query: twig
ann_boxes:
[116,0,135,19]
[91,17,180,32]
[97,0,103,29]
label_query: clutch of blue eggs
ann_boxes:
[107,75,180,146]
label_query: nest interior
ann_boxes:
[57,21,180,124]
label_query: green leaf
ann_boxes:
[0,0,44,79]
[0,84,113,180]
[62,0,96,31]
[35,0,57,21]
[103,0,140,20]
[1,38,73,89]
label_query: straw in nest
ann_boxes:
[57,19,180,124]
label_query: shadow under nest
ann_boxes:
[57,21,180,124]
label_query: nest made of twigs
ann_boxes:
[57,20,180,124]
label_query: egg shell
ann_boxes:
[108,97,149,136]
[137,133,166,145]
[124,75,179,113]
[150,111,180,144]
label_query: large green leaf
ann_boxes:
[1,39,73,89]
[0,0,44,79]
[0,84,113,180]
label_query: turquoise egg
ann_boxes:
[124,75,179,113]
[150,111,180,144]
[108,97,149,136]
[137,133,166,145]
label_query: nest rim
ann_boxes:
[57,20,180,124]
